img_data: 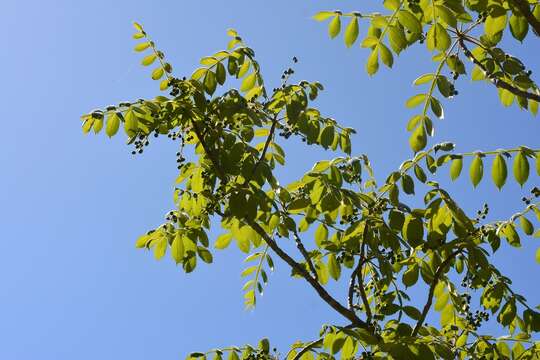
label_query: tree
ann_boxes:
[80,2,540,359]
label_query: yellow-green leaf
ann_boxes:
[134,42,151,52]
[240,72,257,92]
[513,151,530,186]
[344,17,359,47]
[366,47,379,76]
[406,94,427,108]
[151,67,165,80]
[379,43,393,68]
[409,123,427,153]
[491,154,507,190]
[398,10,422,34]
[141,53,157,66]
[328,15,341,38]
[106,112,120,137]
[520,216,534,235]
[450,157,463,180]
[327,254,341,280]
[469,155,484,187]
[313,11,335,22]
[215,233,233,249]
[171,232,185,264]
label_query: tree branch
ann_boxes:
[457,36,540,103]
[292,229,318,280]
[189,115,370,332]
[245,218,369,330]
[509,0,540,36]
[251,115,278,177]
[347,224,372,323]
[411,249,463,337]
[190,119,227,179]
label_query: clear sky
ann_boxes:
[1,1,539,359]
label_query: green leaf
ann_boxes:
[320,125,335,148]
[402,215,424,247]
[513,151,530,186]
[491,154,508,190]
[450,157,463,180]
[134,42,151,52]
[328,15,341,39]
[344,17,359,47]
[403,263,419,287]
[215,233,233,249]
[240,72,257,92]
[430,97,444,119]
[141,53,157,66]
[435,5,457,28]
[537,152,540,176]
[366,47,379,76]
[469,155,484,187]
[520,216,534,235]
[398,10,422,34]
[171,232,185,264]
[502,223,520,247]
[327,254,341,280]
[216,62,226,85]
[106,112,120,137]
[387,25,407,54]
[509,14,528,41]
[197,247,213,263]
[406,94,426,108]
[536,247,540,264]
[204,70,217,95]
[379,43,393,68]
[497,298,516,326]
[409,123,427,153]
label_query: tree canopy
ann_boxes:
[81,1,540,359]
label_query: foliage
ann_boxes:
[81,2,540,358]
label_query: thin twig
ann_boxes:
[411,249,463,337]
[251,115,278,177]
[457,36,540,103]
[292,229,318,280]
[245,218,368,329]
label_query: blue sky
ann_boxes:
[1,1,539,359]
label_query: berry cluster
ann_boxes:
[474,203,489,222]
[131,134,150,155]
[522,187,540,205]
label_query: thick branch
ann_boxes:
[458,37,540,103]
[510,0,540,36]
[245,218,369,329]
[292,229,318,280]
[411,249,462,337]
